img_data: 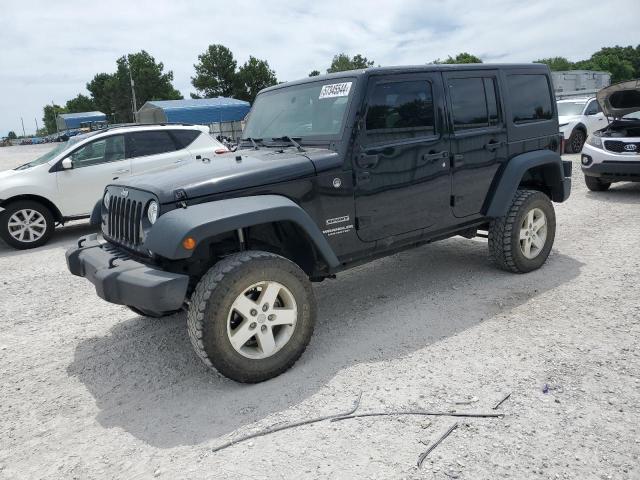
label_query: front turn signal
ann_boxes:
[182,237,196,250]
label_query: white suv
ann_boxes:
[581,80,640,191]
[0,124,227,249]
[558,96,609,153]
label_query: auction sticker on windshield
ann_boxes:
[319,82,352,99]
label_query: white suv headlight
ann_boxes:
[103,191,111,209]
[147,201,159,224]
[586,135,602,149]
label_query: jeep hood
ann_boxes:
[597,79,640,118]
[116,148,336,203]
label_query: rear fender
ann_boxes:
[486,150,571,218]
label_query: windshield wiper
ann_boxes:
[241,137,263,150]
[272,136,306,152]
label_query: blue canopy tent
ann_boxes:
[56,111,107,130]
[136,98,251,125]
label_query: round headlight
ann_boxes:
[103,191,111,209]
[147,201,159,224]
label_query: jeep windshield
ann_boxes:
[242,78,355,143]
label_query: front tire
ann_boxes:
[584,175,611,192]
[566,129,586,153]
[488,190,556,273]
[187,251,316,383]
[0,200,55,249]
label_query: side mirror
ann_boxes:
[61,158,73,169]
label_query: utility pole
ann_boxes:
[20,117,26,137]
[128,58,138,123]
[52,100,59,134]
[34,118,39,134]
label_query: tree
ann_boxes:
[327,53,375,73]
[85,51,181,123]
[87,72,118,116]
[308,70,321,77]
[7,131,17,139]
[65,94,96,113]
[433,52,482,64]
[192,44,238,98]
[534,56,574,71]
[235,56,278,102]
[575,55,635,83]
[42,104,67,134]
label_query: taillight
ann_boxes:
[215,148,227,154]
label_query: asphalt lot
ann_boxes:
[1,144,639,479]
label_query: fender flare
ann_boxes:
[485,150,568,218]
[144,195,340,268]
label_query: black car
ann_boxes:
[67,64,571,383]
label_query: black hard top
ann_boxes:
[262,63,550,93]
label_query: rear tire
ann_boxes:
[187,250,316,383]
[0,200,55,249]
[566,129,586,153]
[584,175,611,192]
[488,190,556,273]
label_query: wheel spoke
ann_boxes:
[258,282,281,308]
[532,215,546,232]
[270,308,297,326]
[519,228,528,240]
[523,238,532,257]
[229,320,256,350]
[531,233,544,250]
[256,328,277,356]
[231,294,259,320]
[526,210,535,228]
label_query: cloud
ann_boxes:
[1,0,639,135]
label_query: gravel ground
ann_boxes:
[1,144,639,479]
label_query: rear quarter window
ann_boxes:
[170,129,201,149]
[507,74,553,124]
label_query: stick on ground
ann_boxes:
[212,391,362,453]
[492,392,512,410]
[330,410,504,423]
[417,422,459,468]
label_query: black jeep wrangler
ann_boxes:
[67,64,571,383]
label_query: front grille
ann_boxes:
[604,140,640,153]
[108,195,143,247]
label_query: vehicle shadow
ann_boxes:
[585,182,640,204]
[67,238,582,449]
[0,221,95,259]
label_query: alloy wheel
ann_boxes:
[226,281,298,359]
[7,209,47,243]
[519,207,547,259]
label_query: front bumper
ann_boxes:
[66,234,189,314]
[581,143,640,181]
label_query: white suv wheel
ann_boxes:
[7,208,48,243]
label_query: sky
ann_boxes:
[1,0,639,136]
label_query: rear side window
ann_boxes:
[449,77,500,130]
[128,131,177,157]
[507,74,553,124]
[365,80,435,142]
[171,129,201,149]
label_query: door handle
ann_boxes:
[357,153,379,169]
[174,159,184,164]
[484,140,505,151]
[422,151,448,163]
[112,169,129,174]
